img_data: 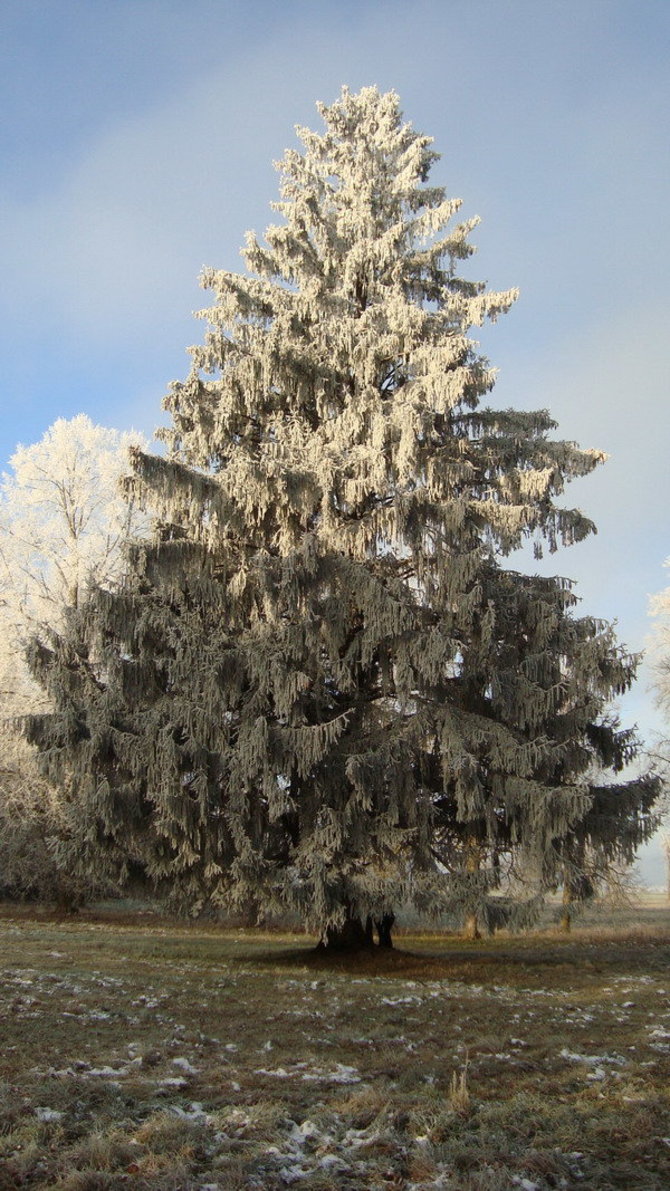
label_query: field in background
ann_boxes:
[1,902,669,1190]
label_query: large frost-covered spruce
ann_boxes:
[27,88,658,946]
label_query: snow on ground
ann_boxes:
[4,939,670,1188]
[254,1061,361,1084]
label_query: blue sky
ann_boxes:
[1,0,668,878]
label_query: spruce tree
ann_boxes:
[26,87,658,946]
[440,567,658,937]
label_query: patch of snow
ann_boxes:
[170,1102,211,1123]
[172,1056,200,1074]
[301,1063,360,1084]
[341,1126,382,1150]
[256,1062,360,1084]
[317,1154,349,1172]
[289,1120,322,1142]
[35,1107,63,1122]
[278,1164,308,1184]
[261,1116,349,1186]
[559,1048,625,1067]
[613,975,655,986]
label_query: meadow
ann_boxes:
[1,902,669,1190]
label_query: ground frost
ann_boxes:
[1,915,669,1189]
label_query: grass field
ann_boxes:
[1,902,669,1189]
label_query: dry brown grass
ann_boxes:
[0,902,669,1188]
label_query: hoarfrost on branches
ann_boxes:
[0,415,147,904]
[24,87,659,945]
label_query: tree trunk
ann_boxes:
[561,844,590,933]
[54,880,83,915]
[560,882,572,933]
[463,911,481,940]
[463,838,482,940]
[376,913,395,948]
[319,912,375,951]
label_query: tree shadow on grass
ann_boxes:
[243,928,670,986]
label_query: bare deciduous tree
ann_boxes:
[0,415,147,905]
